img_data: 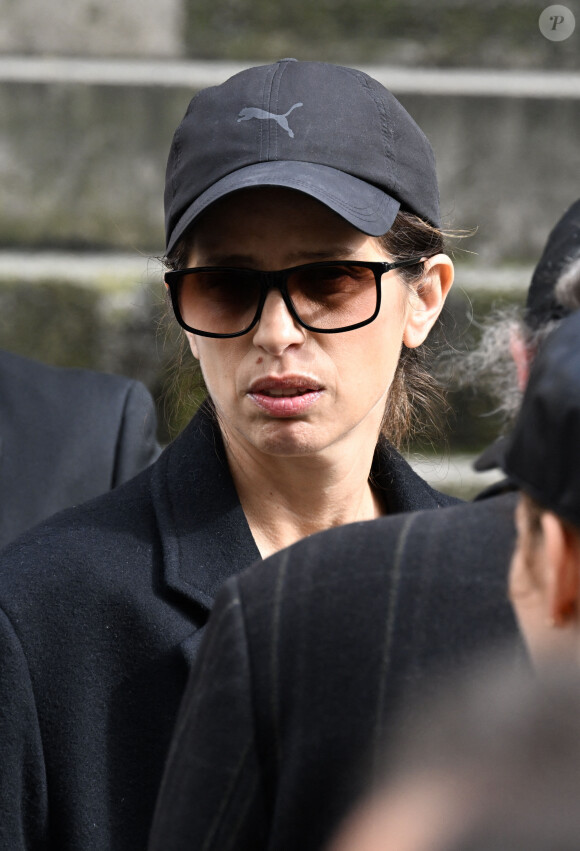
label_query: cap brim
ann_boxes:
[473,435,509,472]
[166,161,401,253]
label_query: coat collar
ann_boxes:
[372,441,460,514]
[151,403,260,611]
[152,405,458,611]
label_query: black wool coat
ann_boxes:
[0,403,456,851]
[149,494,523,851]
[0,349,160,550]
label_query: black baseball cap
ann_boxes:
[474,199,580,476]
[525,199,580,330]
[164,59,441,253]
[502,310,580,528]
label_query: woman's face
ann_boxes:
[184,187,447,464]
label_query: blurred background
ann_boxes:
[0,0,578,495]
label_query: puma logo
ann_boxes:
[237,102,303,138]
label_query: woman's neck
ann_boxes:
[224,438,385,560]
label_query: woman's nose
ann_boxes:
[251,289,305,355]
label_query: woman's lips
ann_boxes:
[248,377,323,417]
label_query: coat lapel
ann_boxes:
[372,441,460,512]
[152,412,454,613]
[151,403,261,611]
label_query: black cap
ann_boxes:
[164,59,440,253]
[473,435,509,472]
[525,199,580,330]
[502,310,580,528]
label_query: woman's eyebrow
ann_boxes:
[194,246,362,267]
[289,247,360,261]
[196,253,257,266]
[275,246,364,266]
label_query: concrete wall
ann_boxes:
[0,0,184,57]
[0,78,578,265]
[181,0,578,70]
[3,0,576,70]
[0,81,182,250]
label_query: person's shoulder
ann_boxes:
[223,495,520,681]
[418,490,517,527]
[398,493,517,558]
[0,349,63,398]
[234,494,517,608]
[230,512,422,617]
[37,360,145,408]
[0,348,153,414]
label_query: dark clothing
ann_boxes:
[472,436,518,500]
[0,349,160,549]
[473,435,509,472]
[0,403,455,851]
[149,494,523,851]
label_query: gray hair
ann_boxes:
[555,255,580,312]
[445,254,580,428]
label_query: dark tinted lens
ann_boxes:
[287,264,377,330]
[177,269,261,335]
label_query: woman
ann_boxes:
[0,60,455,851]
[165,184,454,555]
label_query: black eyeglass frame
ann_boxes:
[165,257,425,338]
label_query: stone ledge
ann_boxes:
[407,453,505,499]
[0,253,533,293]
[0,56,579,98]
[0,251,164,285]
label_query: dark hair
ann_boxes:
[164,207,451,450]
[375,210,450,448]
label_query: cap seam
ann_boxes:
[258,68,268,162]
[271,61,282,162]
[171,127,182,205]
[173,92,203,203]
[356,71,399,202]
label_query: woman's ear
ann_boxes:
[186,332,200,360]
[402,254,454,349]
[542,512,580,627]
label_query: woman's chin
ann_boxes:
[252,419,330,458]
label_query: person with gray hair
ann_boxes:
[452,199,580,474]
[328,304,580,851]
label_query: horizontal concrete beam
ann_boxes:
[0,252,533,293]
[0,251,163,285]
[0,56,579,99]
[407,453,504,499]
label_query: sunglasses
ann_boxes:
[165,258,425,338]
